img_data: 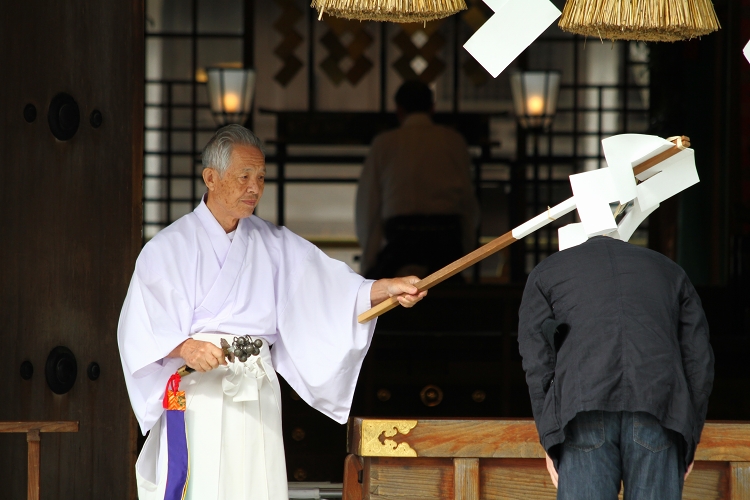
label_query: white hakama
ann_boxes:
[136,335,286,500]
[119,199,377,500]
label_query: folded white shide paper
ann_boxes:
[558,223,589,252]
[569,168,619,237]
[556,134,698,251]
[744,39,750,64]
[464,0,561,78]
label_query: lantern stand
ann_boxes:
[510,71,561,269]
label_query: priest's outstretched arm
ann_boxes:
[168,275,426,374]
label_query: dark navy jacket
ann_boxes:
[518,236,714,465]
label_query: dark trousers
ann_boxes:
[557,411,686,500]
[365,214,464,280]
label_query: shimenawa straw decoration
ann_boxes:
[310,0,467,23]
[558,0,720,42]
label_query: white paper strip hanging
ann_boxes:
[635,149,699,211]
[463,0,561,78]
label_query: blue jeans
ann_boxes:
[557,411,685,500]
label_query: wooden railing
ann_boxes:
[0,421,79,500]
[344,418,750,500]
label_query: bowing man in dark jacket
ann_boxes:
[518,236,714,500]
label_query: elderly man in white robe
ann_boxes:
[118,124,426,500]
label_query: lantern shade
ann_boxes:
[510,71,561,130]
[558,0,720,42]
[206,68,256,126]
[310,0,467,23]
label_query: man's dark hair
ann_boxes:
[395,81,433,114]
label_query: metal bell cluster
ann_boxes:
[231,335,263,363]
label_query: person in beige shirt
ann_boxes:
[356,81,480,279]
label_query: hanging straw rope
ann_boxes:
[559,0,720,42]
[311,0,467,23]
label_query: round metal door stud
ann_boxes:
[87,362,101,381]
[20,360,34,380]
[23,104,37,123]
[48,93,80,141]
[45,346,78,394]
[293,468,307,481]
[420,384,444,407]
[472,390,486,403]
[376,389,391,402]
[291,427,306,442]
[89,109,103,128]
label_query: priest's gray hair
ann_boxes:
[202,124,265,176]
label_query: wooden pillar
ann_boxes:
[453,458,479,500]
[343,454,363,500]
[26,429,40,500]
[730,462,750,500]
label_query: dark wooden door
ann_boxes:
[0,1,143,498]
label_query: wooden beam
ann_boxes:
[0,421,79,433]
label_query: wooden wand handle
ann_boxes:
[357,135,691,324]
[177,365,195,377]
[357,232,517,323]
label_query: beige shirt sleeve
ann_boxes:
[356,138,384,275]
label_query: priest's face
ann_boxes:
[203,144,265,230]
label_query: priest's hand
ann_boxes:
[169,339,227,372]
[371,276,427,308]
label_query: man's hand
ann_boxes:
[546,454,559,488]
[169,339,226,372]
[370,276,427,307]
[685,461,694,480]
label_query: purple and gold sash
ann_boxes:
[163,373,189,500]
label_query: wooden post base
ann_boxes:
[0,421,79,500]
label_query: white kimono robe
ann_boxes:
[118,200,377,500]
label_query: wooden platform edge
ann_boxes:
[347,418,750,461]
[0,421,79,433]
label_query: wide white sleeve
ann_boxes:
[271,247,377,424]
[117,267,191,434]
